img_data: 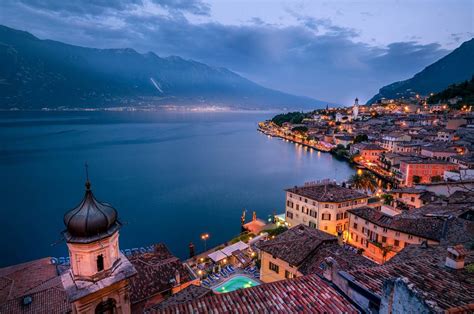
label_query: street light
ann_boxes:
[201,233,209,252]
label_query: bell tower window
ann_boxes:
[97,254,104,272]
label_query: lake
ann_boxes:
[0,111,355,267]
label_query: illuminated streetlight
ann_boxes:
[201,233,210,251]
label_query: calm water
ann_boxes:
[0,111,354,267]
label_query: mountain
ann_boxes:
[427,76,474,106]
[0,25,327,110]
[368,38,474,104]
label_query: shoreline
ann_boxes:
[258,123,396,186]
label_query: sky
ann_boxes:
[1,0,473,104]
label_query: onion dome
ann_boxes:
[63,180,121,244]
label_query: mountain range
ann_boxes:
[368,38,474,104]
[0,25,327,110]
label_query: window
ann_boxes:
[285,270,294,279]
[336,213,343,220]
[324,226,328,231]
[395,232,400,237]
[373,225,377,230]
[286,211,293,219]
[410,197,415,202]
[408,235,413,240]
[354,216,358,220]
[324,204,329,208]
[353,223,358,230]
[394,240,400,247]
[382,228,388,233]
[344,212,348,219]
[365,221,369,225]
[322,213,331,220]
[310,210,317,218]
[269,262,279,273]
[296,204,299,211]
[309,221,317,229]
[382,236,387,243]
[97,254,104,272]
[305,198,308,203]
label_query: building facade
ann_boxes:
[347,207,442,263]
[285,182,369,235]
[399,160,459,187]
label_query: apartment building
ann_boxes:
[347,206,445,263]
[285,182,369,235]
[258,224,375,283]
[399,159,459,187]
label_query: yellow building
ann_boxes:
[285,182,369,235]
[347,206,443,263]
[258,224,375,283]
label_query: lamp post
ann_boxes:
[201,233,209,252]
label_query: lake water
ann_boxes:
[0,111,355,267]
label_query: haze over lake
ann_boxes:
[0,111,355,267]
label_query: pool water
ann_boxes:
[213,275,260,293]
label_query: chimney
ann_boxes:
[252,211,257,222]
[445,245,466,270]
[337,231,344,246]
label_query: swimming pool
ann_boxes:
[212,275,260,293]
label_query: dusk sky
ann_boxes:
[2,0,472,104]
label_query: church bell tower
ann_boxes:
[61,175,136,314]
[352,97,359,120]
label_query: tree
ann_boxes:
[349,172,378,194]
[381,194,394,205]
[431,175,442,182]
[354,134,368,144]
[412,175,421,184]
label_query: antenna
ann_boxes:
[85,162,89,181]
[85,162,91,190]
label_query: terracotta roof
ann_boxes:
[148,284,212,311]
[348,207,446,241]
[258,225,335,266]
[0,257,70,313]
[286,183,367,203]
[298,242,376,276]
[154,275,360,313]
[346,244,474,311]
[128,243,196,305]
[357,143,384,151]
[0,285,69,314]
[389,188,426,194]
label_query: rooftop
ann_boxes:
[154,274,359,313]
[0,257,70,313]
[148,284,212,312]
[258,225,335,266]
[258,225,375,273]
[286,183,367,203]
[345,244,474,311]
[348,207,446,241]
[127,243,196,307]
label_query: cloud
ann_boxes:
[15,0,210,16]
[0,0,449,104]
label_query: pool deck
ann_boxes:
[202,268,262,291]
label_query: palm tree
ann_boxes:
[349,172,377,194]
